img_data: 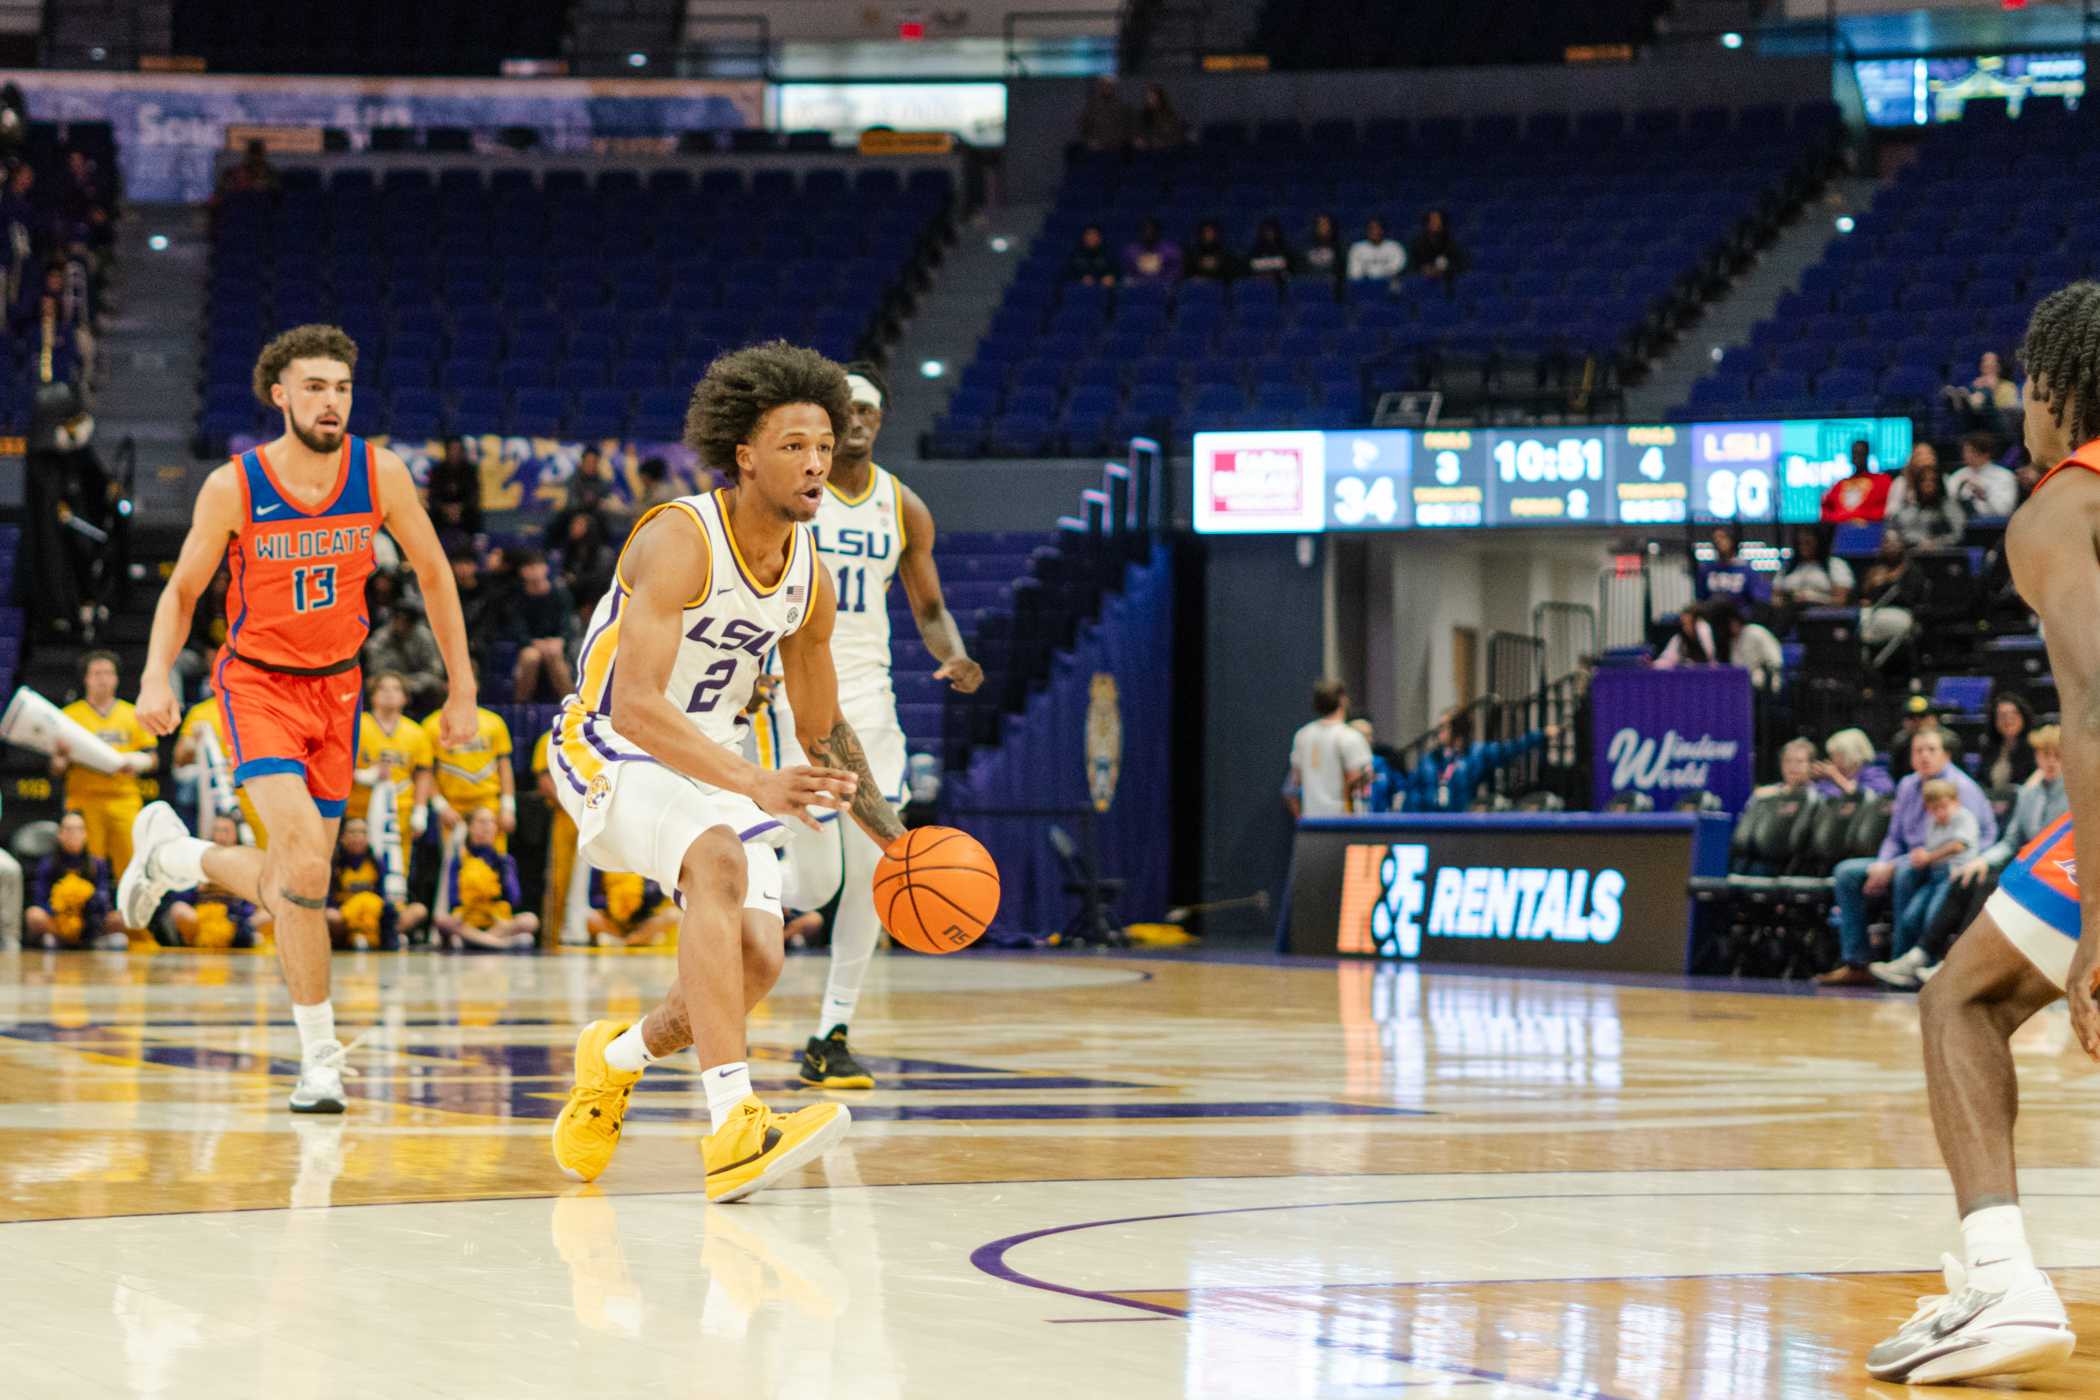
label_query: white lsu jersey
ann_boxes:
[550,488,820,811]
[808,464,907,714]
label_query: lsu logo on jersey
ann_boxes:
[811,526,894,561]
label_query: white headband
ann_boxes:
[846,373,884,409]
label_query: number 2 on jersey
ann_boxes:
[291,564,337,613]
[835,564,867,614]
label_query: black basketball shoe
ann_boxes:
[798,1025,875,1090]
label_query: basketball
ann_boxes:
[873,827,1000,954]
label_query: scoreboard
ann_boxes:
[1192,417,1913,534]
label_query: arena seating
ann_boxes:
[1672,97,2099,421]
[0,119,117,432]
[198,163,956,452]
[928,105,1838,458]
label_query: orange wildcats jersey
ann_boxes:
[222,437,381,672]
[2035,437,2100,495]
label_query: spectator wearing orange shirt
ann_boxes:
[1821,438,1893,524]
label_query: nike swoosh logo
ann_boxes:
[714,586,734,597]
[1930,1288,2003,1339]
[706,1126,782,1176]
[256,503,282,516]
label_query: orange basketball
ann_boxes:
[872,827,1000,954]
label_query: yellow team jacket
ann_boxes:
[421,707,512,816]
[351,712,434,837]
[60,699,152,804]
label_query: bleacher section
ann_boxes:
[928,105,1838,458]
[0,118,117,432]
[199,162,957,452]
[1673,97,2097,422]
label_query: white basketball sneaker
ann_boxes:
[288,1039,352,1115]
[116,801,192,930]
[1866,1254,2075,1384]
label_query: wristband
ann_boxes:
[499,795,516,819]
[432,794,453,817]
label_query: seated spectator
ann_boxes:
[555,508,616,606]
[435,806,538,952]
[215,138,279,199]
[1653,604,1718,668]
[1820,728,1995,986]
[1774,526,1854,609]
[362,597,446,713]
[1859,531,1925,651]
[1874,776,1979,974]
[1078,76,1129,152]
[1122,219,1182,285]
[1948,431,2018,518]
[26,810,123,949]
[1064,223,1118,287]
[1887,458,1964,547]
[425,437,483,537]
[1880,442,1933,515]
[1982,691,2037,790]
[1244,219,1298,286]
[1820,439,1892,524]
[1888,698,1943,781]
[507,548,576,702]
[635,456,679,513]
[328,816,425,951]
[1755,737,1817,797]
[1894,724,2068,988]
[1717,604,1783,691]
[2013,451,2042,503]
[1346,217,1406,284]
[1299,212,1344,286]
[451,553,494,674]
[1812,727,1894,799]
[548,445,628,544]
[155,814,264,949]
[588,869,679,948]
[1132,82,1187,150]
[1695,525,1769,609]
[1945,350,2019,430]
[1185,220,1241,283]
[1408,208,1464,291]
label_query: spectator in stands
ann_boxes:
[1946,350,2019,430]
[1774,526,1854,609]
[1888,697,1943,781]
[2013,451,2043,504]
[1300,213,1344,288]
[425,437,483,537]
[1880,776,1980,972]
[155,814,262,950]
[1695,526,1768,609]
[1346,217,1406,285]
[1820,726,1995,986]
[327,816,423,951]
[1887,459,1964,547]
[59,150,104,231]
[1982,691,2037,790]
[1243,219,1298,287]
[634,456,678,513]
[435,806,537,952]
[1064,224,1117,287]
[1820,439,1892,524]
[1185,221,1241,283]
[1859,530,1924,651]
[0,164,40,258]
[25,810,123,950]
[1348,712,1397,812]
[1078,76,1129,153]
[450,554,493,674]
[507,548,575,703]
[215,138,279,200]
[1423,707,1481,811]
[1122,219,1182,285]
[1893,724,2069,988]
[1653,604,1718,668]
[0,83,26,163]
[1948,431,2018,519]
[361,595,445,713]
[588,869,679,948]
[1132,83,1187,150]
[1286,679,1372,818]
[549,445,626,542]
[1881,442,1934,514]
[1812,726,1894,799]
[1717,604,1784,691]
[1408,209,1464,293]
[554,509,616,607]
[1756,737,1817,797]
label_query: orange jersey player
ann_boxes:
[117,323,478,1117]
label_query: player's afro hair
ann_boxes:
[2021,280,2100,451]
[684,340,851,480]
[252,323,358,409]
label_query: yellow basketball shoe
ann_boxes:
[551,1021,643,1182]
[702,1097,851,1204]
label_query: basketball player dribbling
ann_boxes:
[546,342,908,1203]
[118,324,478,1114]
[752,361,983,1090]
[1865,282,2100,1384]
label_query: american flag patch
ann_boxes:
[786,583,807,605]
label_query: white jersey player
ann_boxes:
[757,363,982,1090]
[546,342,906,1204]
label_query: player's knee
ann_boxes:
[274,847,331,903]
[742,920,784,988]
[679,828,746,905]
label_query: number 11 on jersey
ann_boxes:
[835,564,867,614]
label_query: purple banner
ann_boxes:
[1590,667,1755,813]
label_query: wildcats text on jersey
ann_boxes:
[252,525,375,562]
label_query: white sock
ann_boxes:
[291,1000,336,1057]
[815,992,859,1042]
[603,1022,659,1074]
[701,1062,753,1132]
[813,831,882,1041]
[1961,1204,2035,1288]
[157,837,211,886]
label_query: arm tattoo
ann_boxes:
[813,719,907,844]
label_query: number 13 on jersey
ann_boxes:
[292,564,337,612]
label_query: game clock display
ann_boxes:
[1192,417,1912,534]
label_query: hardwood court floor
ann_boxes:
[5,947,2100,1398]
